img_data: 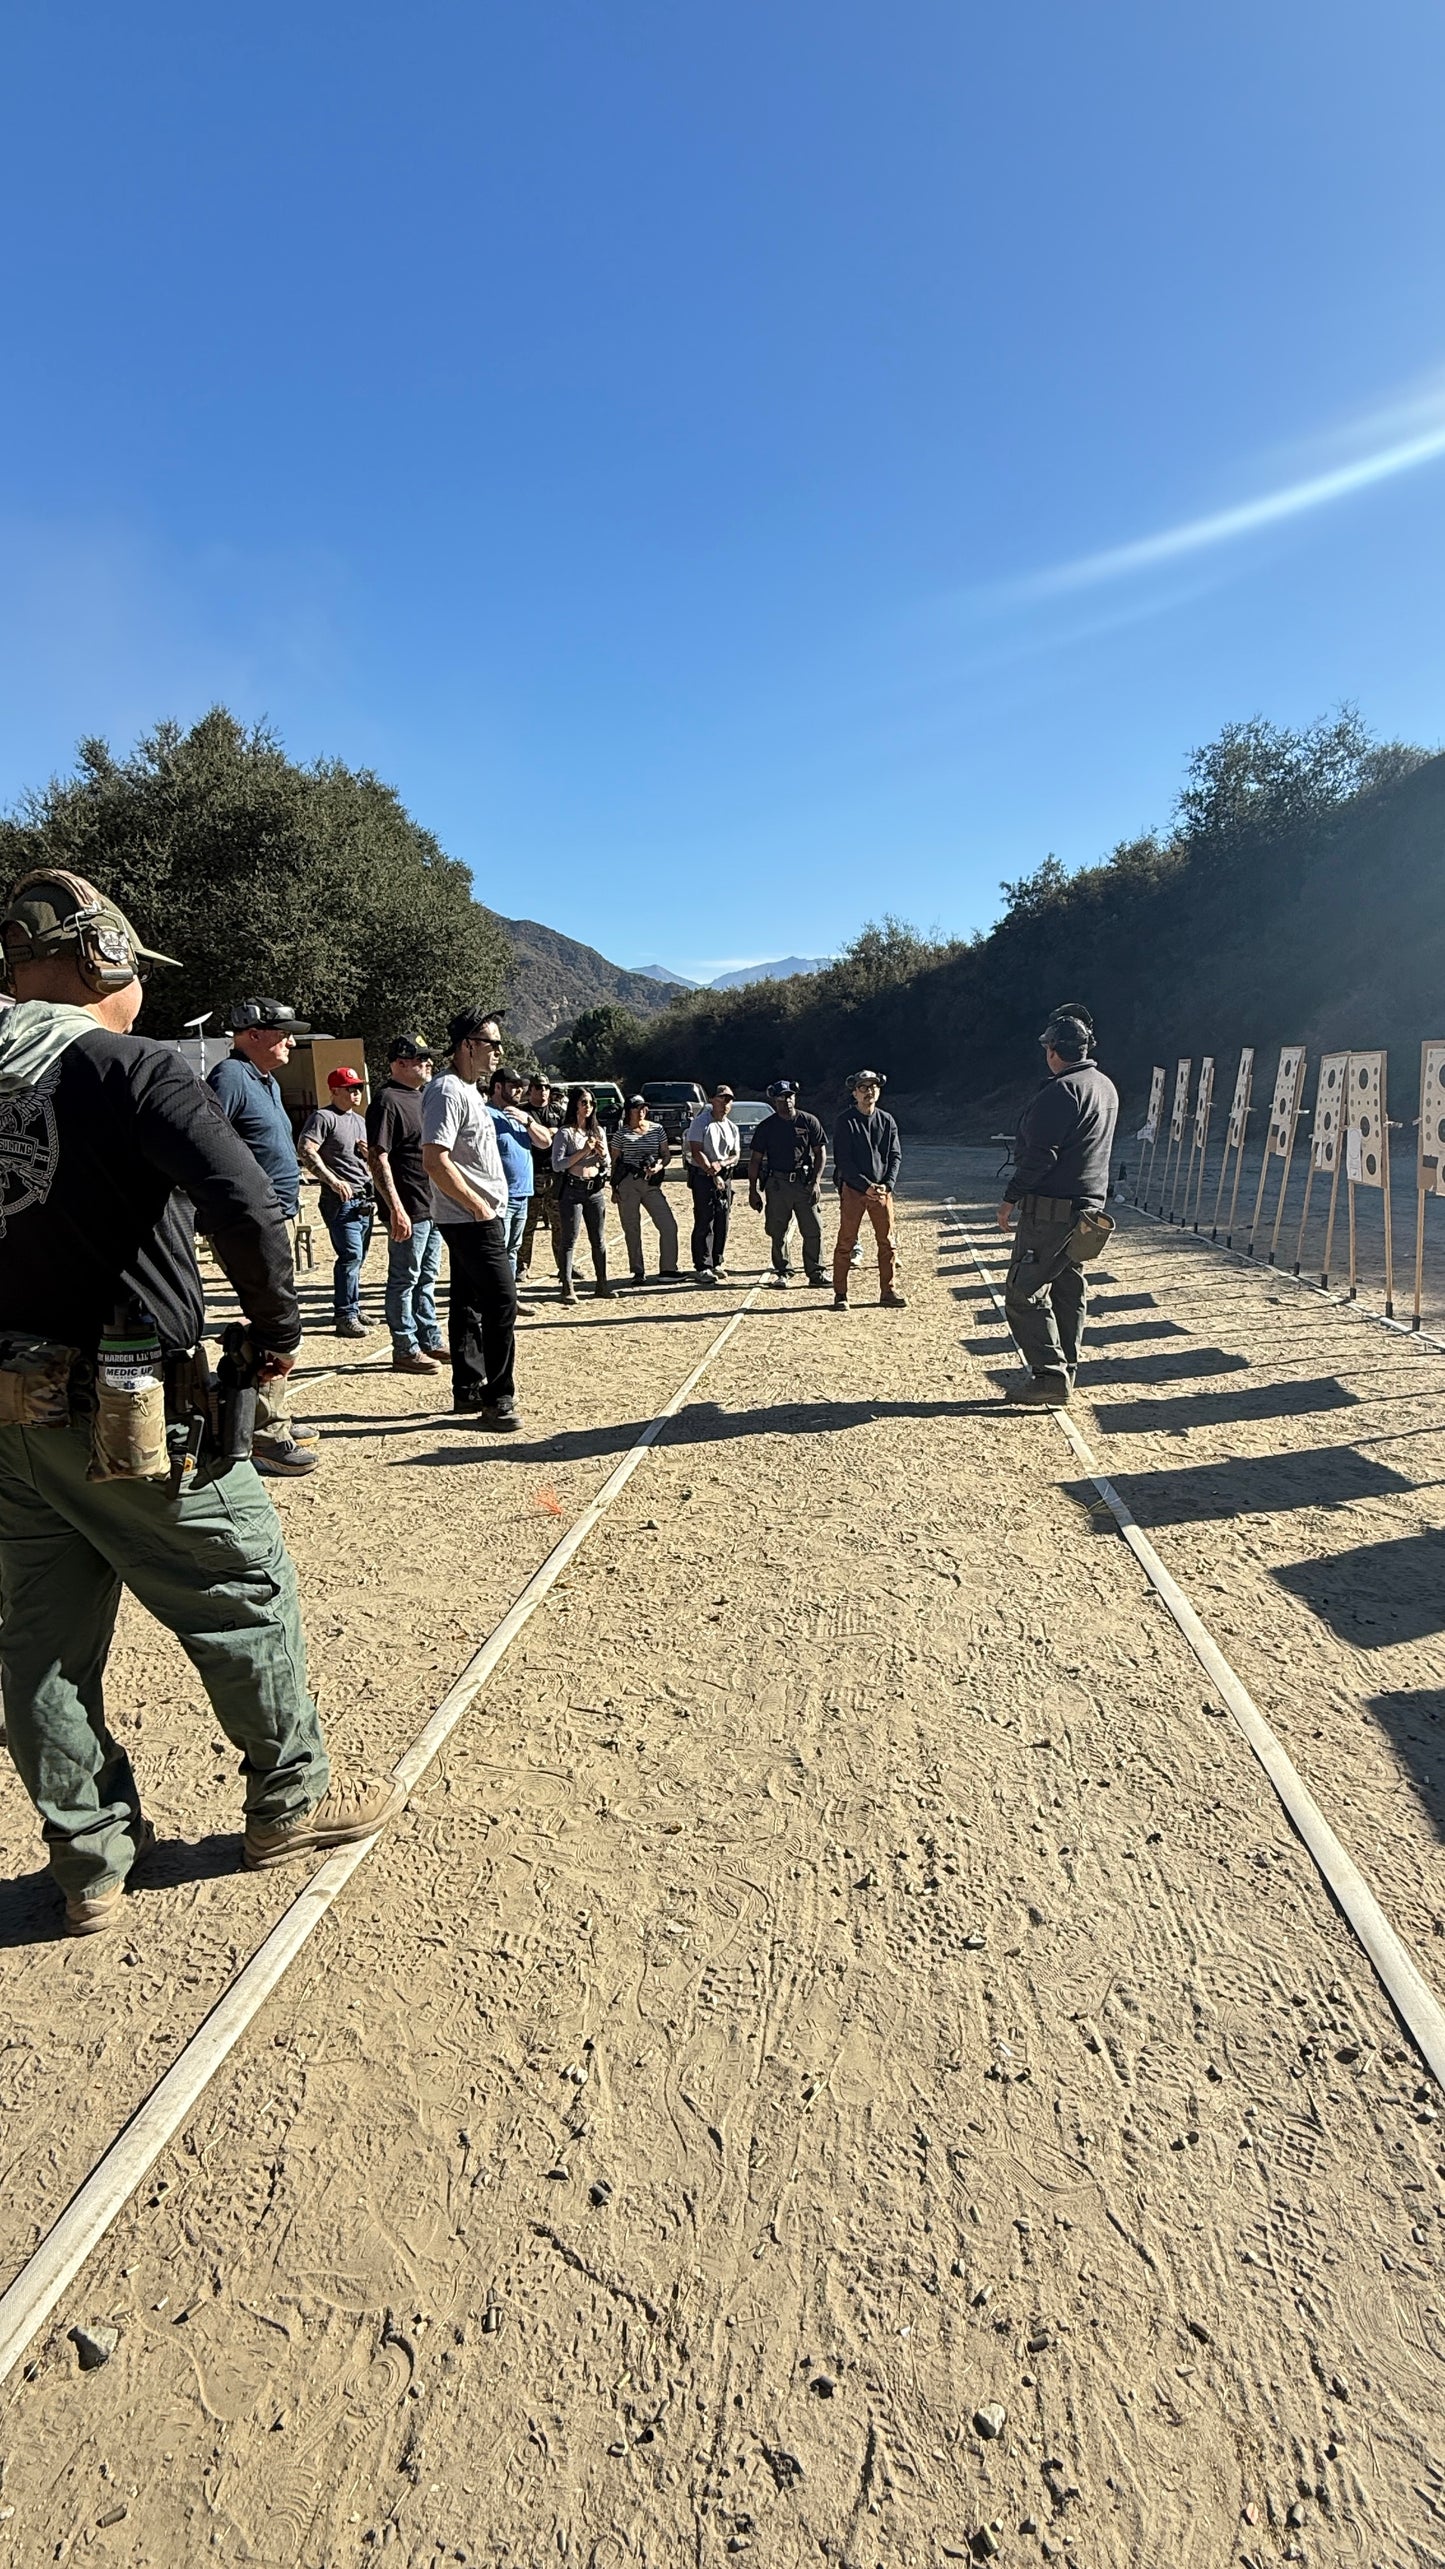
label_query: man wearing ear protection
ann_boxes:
[0,868,399,1936]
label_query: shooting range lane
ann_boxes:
[947,1200,1445,2089]
[1062,1184,1445,1971]
[0,1237,770,2296]
[1,1150,1440,2565]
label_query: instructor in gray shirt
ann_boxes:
[997,1009,1118,1408]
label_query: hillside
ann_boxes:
[490,915,687,1047]
[607,721,1445,1111]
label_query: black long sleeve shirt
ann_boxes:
[1006,1059,1119,1212]
[0,1027,301,1356]
[832,1105,902,1193]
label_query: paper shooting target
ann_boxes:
[1226,1048,1254,1148]
[1420,1043,1445,1194]
[1266,1047,1306,1158]
[1311,1053,1349,1174]
[1169,1058,1192,1144]
[1193,1057,1215,1147]
[1138,1064,1166,1145]
[1347,1050,1386,1189]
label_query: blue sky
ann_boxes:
[3,2,1444,983]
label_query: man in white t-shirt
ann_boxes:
[420,1005,520,1428]
[685,1084,741,1283]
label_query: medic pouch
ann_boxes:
[0,1335,80,1429]
[89,1304,169,1484]
[1065,1209,1115,1265]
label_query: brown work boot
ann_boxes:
[62,1818,156,1935]
[63,1881,127,1937]
[880,1289,907,1308]
[392,1347,441,1374]
[243,1775,402,1871]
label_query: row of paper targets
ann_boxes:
[1141,1043,1422,1186]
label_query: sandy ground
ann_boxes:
[1,1151,1443,2568]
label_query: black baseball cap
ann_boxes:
[626,1092,646,1107]
[766,1078,797,1097]
[230,998,309,1035]
[389,1033,433,1060]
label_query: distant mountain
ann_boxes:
[491,915,688,1049]
[709,956,830,991]
[633,962,700,987]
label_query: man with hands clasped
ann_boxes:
[747,1078,827,1288]
[831,1070,906,1311]
[686,1083,741,1284]
[366,1035,447,1375]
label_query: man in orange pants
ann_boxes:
[831,1070,906,1311]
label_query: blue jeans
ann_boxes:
[385,1218,445,1353]
[321,1193,375,1322]
[503,1197,528,1277]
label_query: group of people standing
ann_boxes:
[212,1010,916,1446]
[0,852,1122,1946]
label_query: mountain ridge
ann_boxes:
[490,914,688,1048]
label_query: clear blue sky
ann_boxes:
[3,1,1443,982]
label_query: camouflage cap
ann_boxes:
[1,868,180,976]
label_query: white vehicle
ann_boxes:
[730,1100,772,1157]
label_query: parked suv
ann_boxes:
[640,1080,708,1147]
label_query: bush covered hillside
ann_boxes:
[615,713,1443,1109]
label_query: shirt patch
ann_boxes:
[0,1086,59,1234]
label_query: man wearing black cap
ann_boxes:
[997,1011,1118,1407]
[747,1081,827,1288]
[366,1036,446,1375]
[208,1000,308,1220]
[208,999,316,1476]
[0,869,398,1932]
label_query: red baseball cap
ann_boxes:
[327,1065,363,1091]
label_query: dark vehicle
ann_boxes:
[640,1080,708,1148]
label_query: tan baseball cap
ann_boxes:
[1,868,180,976]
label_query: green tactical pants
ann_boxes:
[0,1419,329,1900]
[1004,1197,1087,1380]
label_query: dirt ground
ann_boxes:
[2,1150,1444,2569]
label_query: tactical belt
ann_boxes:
[1018,1192,1077,1220]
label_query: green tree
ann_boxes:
[551,1002,648,1080]
[0,709,510,1075]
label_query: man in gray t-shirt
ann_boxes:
[299,1067,375,1335]
[419,1006,520,1428]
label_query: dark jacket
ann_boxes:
[1007,1058,1119,1212]
[833,1105,902,1194]
[0,1023,301,1356]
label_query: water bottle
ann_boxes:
[89,1300,170,1482]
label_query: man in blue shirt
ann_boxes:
[486,1066,550,1280]
[207,1000,305,1216]
[208,999,316,1475]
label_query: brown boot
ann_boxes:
[64,1881,128,1937]
[392,1347,441,1374]
[62,1819,156,1935]
[243,1775,402,1871]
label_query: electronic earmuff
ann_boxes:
[0,869,141,996]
